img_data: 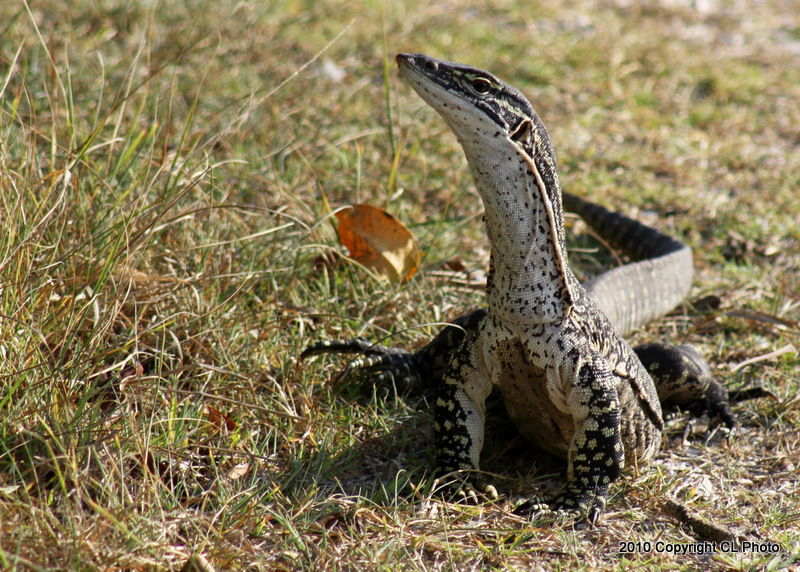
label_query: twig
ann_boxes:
[663,498,737,543]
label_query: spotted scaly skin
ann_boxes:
[304,54,774,523]
[395,53,672,522]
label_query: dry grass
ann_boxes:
[1,0,798,569]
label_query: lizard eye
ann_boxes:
[471,78,492,94]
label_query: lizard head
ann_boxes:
[395,53,553,158]
[396,53,575,321]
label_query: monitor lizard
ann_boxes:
[303,53,772,524]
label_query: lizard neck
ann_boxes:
[458,118,576,324]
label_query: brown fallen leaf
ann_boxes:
[335,204,419,283]
[207,405,237,432]
[227,462,250,480]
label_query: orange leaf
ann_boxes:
[335,204,419,282]
[207,405,237,432]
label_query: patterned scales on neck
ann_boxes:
[302,53,772,523]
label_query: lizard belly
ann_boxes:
[495,339,574,459]
[494,339,662,468]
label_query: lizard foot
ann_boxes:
[636,343,777,432]
[300,338,421,391]
[432,473,499,505]
[513,483,607,526]
[685,379,778,436]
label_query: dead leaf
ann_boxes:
[207,405,237,432]
[227,462,250,480]
[335,204,419,282]
[180,554,216,572]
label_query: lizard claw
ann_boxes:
[301,338,422,391]
[432,474,500,504]
[687,380,777,435]
[513,499,584,525]
[513,486,606,525]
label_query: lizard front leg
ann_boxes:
[433,336,495,499]
[520,355,625,524]
[300,309,487,392]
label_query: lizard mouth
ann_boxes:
[395,53,480,129]
[396,53,437,73]
[395,53,442,94]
